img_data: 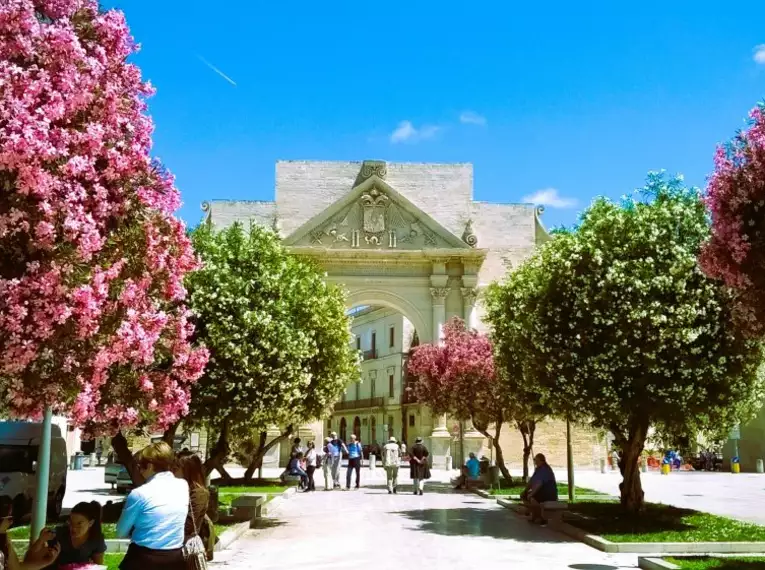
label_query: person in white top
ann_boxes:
[304,441,318,492]
[383,436,401,494]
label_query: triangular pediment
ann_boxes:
[283,176,471,251]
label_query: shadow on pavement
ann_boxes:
[361,483,462,495]
[249,518,287,531]
[396,507,572,542]
[569,565,621,570]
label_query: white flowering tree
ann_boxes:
[186,223,360,481]
[490,173,764,511]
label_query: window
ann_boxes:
[389,326,395,348]
[389,374,394,398]
[388,416,394,438]
[371,377,376,399]
[326,418,331,430]
[409,414,415,427]
[355,382,360,401]
[356,337,361,351]
[371,331,377,356]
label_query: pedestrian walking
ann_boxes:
[321,437,332,490]
[346,434,363,490]
[409,436,430,495]
[305,441,318,492]
[383,436,401,494]
[328,432,347,489]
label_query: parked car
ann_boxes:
[104,457,122,489]
[115,466,134,494]
[0,421,68,521]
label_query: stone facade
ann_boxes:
[205,160,603,469]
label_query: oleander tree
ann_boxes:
[700,102,765,337]
[485,277,551,483]
[489,173,765,511]
[0,0,208,456]
[406,317,514,482]
[186,223,360,481]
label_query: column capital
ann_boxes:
[430,287,450,304]
[461,287,479,306]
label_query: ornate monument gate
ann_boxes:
[204,160,549,468]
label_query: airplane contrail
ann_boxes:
[196,55,237,86]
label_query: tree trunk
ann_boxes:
[161,421,180,447]
[518,420,536,483]
[111,431,144,485]
[203,422,232,481]
[613,421,648,512]
[473,416,512,485]
[242,424,294,481]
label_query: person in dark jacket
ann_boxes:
[409,437,430,495]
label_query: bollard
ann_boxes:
[446,456,453,471]
[661,463,670,475]
[641,459,648,473]
[369,454,376,471]
[732,462,741,474]
[757,459,764,474]
[600,458,606,474]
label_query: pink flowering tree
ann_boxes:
[0,0,208,471]
[406,317,514,482]
[700,102,765,337]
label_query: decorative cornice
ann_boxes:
[200,201,212,225]
[462,219,478,247]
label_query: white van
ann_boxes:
[0,421,68,521]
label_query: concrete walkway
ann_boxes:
[213,482,639,570]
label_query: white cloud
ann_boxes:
[459,111,487,126]
[754,45,765,65]
[522,188,577,209]
[389,120,440,143]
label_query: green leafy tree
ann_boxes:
[485,279,551,483]
[186,223,360,480]
[488,173,764,511]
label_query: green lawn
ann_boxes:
[665,556,765,569]
[567,502,765,543]
[9,523,119,540]
[489,483,606,496]
[104,553,125,570]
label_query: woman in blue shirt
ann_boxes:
[116,442,188,570]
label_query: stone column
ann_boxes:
[429,412,452,471]
[461,287,478,330]
[430,287,449,342]
[262,425,282,470]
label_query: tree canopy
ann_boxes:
[700,103,765,337]
[186,223,360,478]
[487,173,765,511]
[0,0,208,435]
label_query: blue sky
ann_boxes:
[109,1,765,230]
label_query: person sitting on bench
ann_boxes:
[286,452,309,489]
[454,452,481,490]
[520,453,558,525]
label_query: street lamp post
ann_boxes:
[30,407,53,544]
[566,418,575,503]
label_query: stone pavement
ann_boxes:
[572,469,765,525]
[213,482,640,570]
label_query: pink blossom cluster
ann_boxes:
[700,103,765,334]
[0,0,208,434]
[406,318,497,419]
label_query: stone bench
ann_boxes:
[231,494,266,529]
[280,473,302,488]
[541,501,568,522]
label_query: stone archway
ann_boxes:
[353,416,361,439]
[345,289,430,344]
[339,417,347,441]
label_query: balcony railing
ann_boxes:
[362,349,377,361]
[334,397,386,411]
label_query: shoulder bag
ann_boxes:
[183,498,208,570]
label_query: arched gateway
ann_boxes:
[204,160,548,468]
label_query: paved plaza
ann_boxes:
[213,481,639,570]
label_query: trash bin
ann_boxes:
[732,457,740,474]
[661,463,670,475]
[74,453,85,471]
[488,465,501,489]
[757,459,764,474]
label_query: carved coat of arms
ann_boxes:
[360,189,389,234]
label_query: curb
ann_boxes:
[638,557,679,570]
[496,499,765,555]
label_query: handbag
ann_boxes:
[183,499,209,570]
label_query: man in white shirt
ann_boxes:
[383,436,401,494]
